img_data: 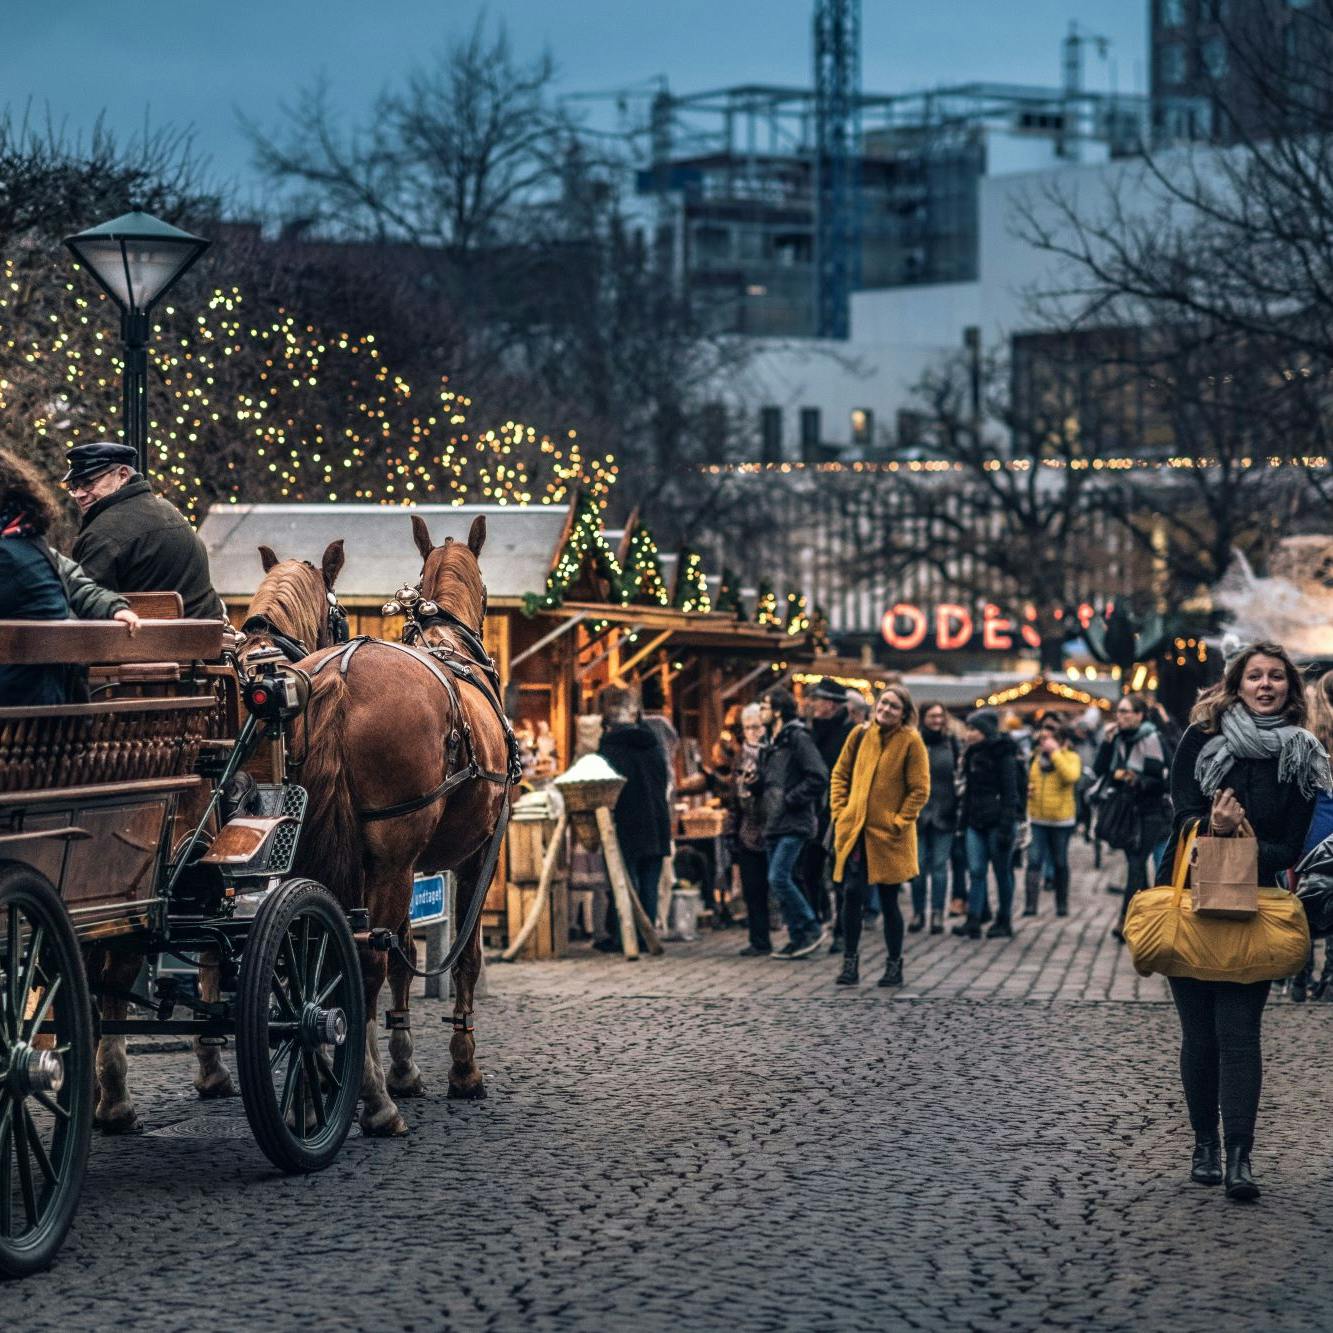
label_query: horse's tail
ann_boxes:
[296,669,364,908]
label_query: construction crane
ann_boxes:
[814,0,861,339]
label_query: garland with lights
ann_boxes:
[522,491,626,615]
[673,548,712,614]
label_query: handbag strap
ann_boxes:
[1171,820,1202,899]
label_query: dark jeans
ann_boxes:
[736,845,771,951]
[842,850,904,960]
[1168,976,1271,1148]
[799,829,831,922]
[604,854,665,947]
[950,832,969,903]
[1029,824,1073,878]
[911,823,953,918]
[965,826,1015,923]
[1119,850,1152,926]
[767,835,818,939]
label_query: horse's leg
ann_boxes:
[193,948,236,1098]
[94,952,143,1134]
[449,850,488,1101]
[386,917,426,1097]
[358,944,407,1137]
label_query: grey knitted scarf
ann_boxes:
[1195,705,1333,800]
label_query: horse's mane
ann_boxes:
[423,541,485,630]
[246,562,325,649]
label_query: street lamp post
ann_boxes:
[64,209,210,480]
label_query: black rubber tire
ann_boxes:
[0,861,93,1280]
[235,879,364,1174]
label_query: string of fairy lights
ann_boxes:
[701,456,1333,476]
[0,260,616,517]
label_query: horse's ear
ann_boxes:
[467,514,487,557]
[411,514,434,562]
[258,545,280,573]
[321,539,345,588]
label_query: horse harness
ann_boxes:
[241,576,350,665]
[305,634,521,825]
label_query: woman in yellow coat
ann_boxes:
[829,683,931,988]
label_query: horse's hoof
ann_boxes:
[194,1069,238,1100]
[387,1072,428,1098]
[447,1077,487,1101]
[94,1104,143,1135]
[360,1108,409,1138]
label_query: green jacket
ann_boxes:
[72,478,224,620]
[51,551,129,620]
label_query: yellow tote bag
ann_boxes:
[1123,822,1310,984]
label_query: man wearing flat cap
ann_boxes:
[801,676,857,940]
[66,442,224,620]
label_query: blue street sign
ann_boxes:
[410,873,448,927]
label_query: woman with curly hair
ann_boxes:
[0,448,138,705]
[1159,642,1331,1201]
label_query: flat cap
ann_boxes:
[62,441,138,485]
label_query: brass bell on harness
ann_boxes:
[396,585,420,606]
[418,600,440,618]
[381,599,403,616]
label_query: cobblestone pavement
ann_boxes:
[6,840,1331,1331]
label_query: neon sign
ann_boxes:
[879,602,1092,653]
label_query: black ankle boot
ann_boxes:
[1224,1142,1259,1201]
[1190,1139,1223,1186]
[835,951,859,986]
[878,957,903,987]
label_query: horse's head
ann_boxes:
[241,539,348,664]
[410,514,488,638]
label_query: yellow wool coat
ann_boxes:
[1027,747,1082,824]
[830,723,931,885]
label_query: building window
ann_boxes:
[1161,0,1187,28]
[1158,41,1188,84]
[760,406,782,463]
[1202,35,1228,78]
[850,408,874,449]
[800,407,822,461]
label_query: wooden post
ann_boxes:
[595,806,651,960]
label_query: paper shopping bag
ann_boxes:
[1190,832,1259,918]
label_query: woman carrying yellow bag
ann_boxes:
[1150,642,1331,1202]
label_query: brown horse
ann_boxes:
[90,540,350,1133]
[296,513,508,1135]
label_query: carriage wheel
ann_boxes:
[0,862,93,1280]
[236,879,364,1174]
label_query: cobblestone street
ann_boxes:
[5,843,1331,1331]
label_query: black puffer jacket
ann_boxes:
[960,734,1020,833]
[599,722,672,862]
[753,718,829,845]
[919,728,961,832]
[72,478,224,620]
[1165,723,1317,887]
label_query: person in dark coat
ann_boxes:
[594,684,672,952]
[802,677,855,935]
[751,686,828,957]
[911,702,961,934]
[953,708,1020,940]
[0,449,144,707]
[1155,642,1330,1201]
[66,442,224,619]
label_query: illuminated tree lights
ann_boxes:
[785,591,810,637]
[715,567,745,620]
[673,548,712,615]
[523,491,626,615]
[623,520,670,607]
[755,580,780,627]
[0,260,615,517]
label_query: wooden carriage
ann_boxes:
[0,614,367,1279]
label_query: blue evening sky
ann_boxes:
[4,1,1146,207]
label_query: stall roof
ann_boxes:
[198,503,569,603]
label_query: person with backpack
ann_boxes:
[953,709,1021,940]
[829,684,930,987]
[1095,693,1171,941]
[910,702,960,935]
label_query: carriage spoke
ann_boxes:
[269,976,296,1020]
[4,905,18,1039]
[21,1106,56,1186]
[12,1102,35,1228]
[315,972,344,1007]
[0,1100,13,1237]
[23,973,60,1044]
[278,1047,301,1122]
[269,1038,294,1074]
[15,924,43,1038]
[310,929,330,1006]
[301,1049,327,1132]
[280,933,305,1009]
[32,1090,69,1122]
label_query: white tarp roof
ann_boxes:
[198,503,567,601]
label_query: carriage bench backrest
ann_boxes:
[0,618,225,666]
